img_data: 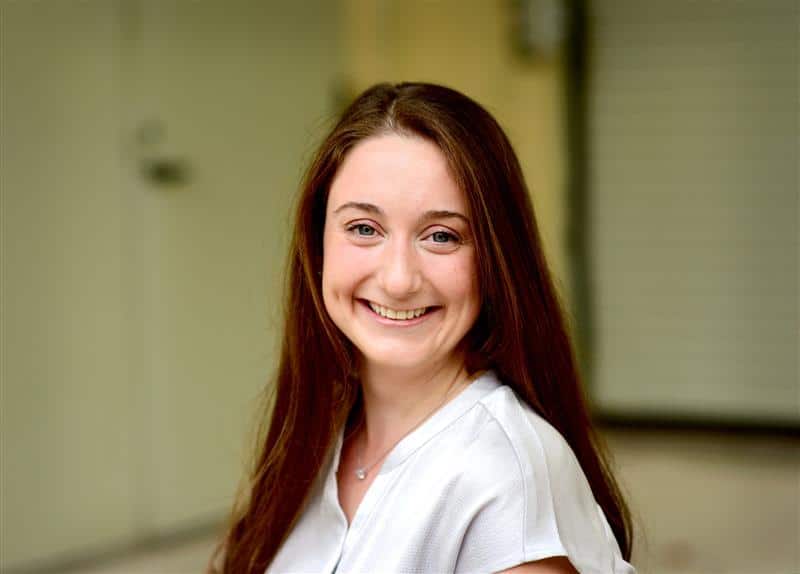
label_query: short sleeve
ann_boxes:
[454,392,635,574]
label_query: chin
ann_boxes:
[360,350,437,373]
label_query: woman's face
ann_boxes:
[322,133,480,374]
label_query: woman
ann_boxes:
[214,82,635,573]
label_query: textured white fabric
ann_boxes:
[267,371,636,574]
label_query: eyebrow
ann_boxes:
[333,201,470,225]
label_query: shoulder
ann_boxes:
[469,382,583,494]
[452,377,634,574]
[449,378,587,502]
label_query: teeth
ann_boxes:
[368,301,429,321]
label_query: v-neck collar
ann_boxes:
[328,370,501,479]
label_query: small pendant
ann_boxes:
[355,467,367,480]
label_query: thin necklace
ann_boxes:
[353,368,478,481]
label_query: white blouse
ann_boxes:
[267,371,636,574]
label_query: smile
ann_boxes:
[367,301,431,321]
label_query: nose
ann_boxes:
[378,238,423,299]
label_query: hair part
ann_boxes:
[212,82,632,573]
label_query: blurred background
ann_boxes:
[1,0,797,573]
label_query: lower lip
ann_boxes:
[359,300,439,327]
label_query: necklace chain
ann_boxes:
[353,368,478,481]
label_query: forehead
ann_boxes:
[328,134,466,213]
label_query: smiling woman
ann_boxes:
[322,135,480,377]
[212,83,635,574]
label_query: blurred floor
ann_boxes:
[73,429,798,574]
[75,536,217,574]
[607,428,800,574]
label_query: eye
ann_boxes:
[422,228,462,252]
[430,230,458,244]
[345,222,379,237]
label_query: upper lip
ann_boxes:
[361,299,437,313]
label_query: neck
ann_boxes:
[356,356,469,452]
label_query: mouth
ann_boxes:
[359,299,440,323]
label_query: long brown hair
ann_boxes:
[215,82,632,572]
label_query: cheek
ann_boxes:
[432,253,480,308]
[322,236,372,298]
[321,229,345,311]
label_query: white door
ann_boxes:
[130,0,339,533]
[2,0,339,568]
[3,1,137,568]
